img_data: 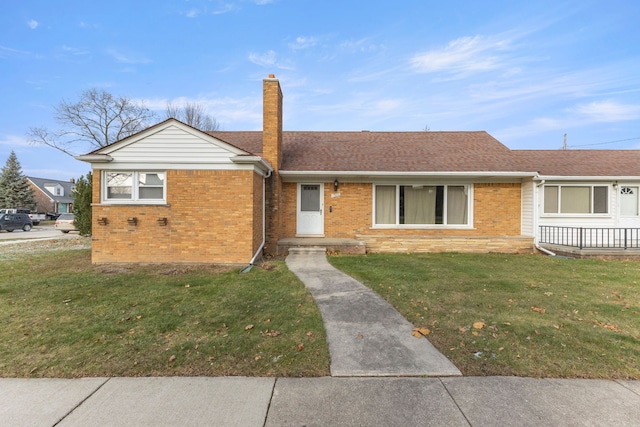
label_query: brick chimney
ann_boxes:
[263,75,283,255]
[262,74,282,171]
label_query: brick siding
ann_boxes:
[278,181,532,253]
[91,170,260,264]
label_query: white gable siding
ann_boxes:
[107,125,240,165]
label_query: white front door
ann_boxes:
[619,185,640,227]
[297,183,324,236]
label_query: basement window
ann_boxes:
[103,171,166,204]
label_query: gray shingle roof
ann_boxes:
[28,177,75,203]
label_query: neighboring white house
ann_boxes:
[515,151,640,252]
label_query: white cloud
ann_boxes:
[0,45,32,59]
[60,45,89,56]
[79,21,100,29]
[289,36,318,51]
[494,100,640,144]
[0,135,31,147]
[410,35,513,77]
[248,50,294,70]
[106,48,151,64]
[573,100,640,122]
[249,50,277,67]
[27,19,39,29]
[185,8,200,18]
[369,99,403,115]
[339,38,383,53]
[212,4,236,14]
[141,95,262,130]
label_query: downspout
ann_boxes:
[533,177,556,256]
[241,169,271,273]
[536,243,556,257]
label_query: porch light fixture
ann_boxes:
[333,179,339,191]
[157,217,168,226]
[97,217,108,226]
[127,217,138,226]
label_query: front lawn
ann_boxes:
[0,247,330,378]
[329,253,640,379]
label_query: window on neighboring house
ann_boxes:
[374,184,470,226]
[543,185,608,214]
[104,171,166,203]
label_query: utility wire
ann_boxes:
[567,136,640,148]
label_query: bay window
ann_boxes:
[104,171,166,203]
[374,184,470,226]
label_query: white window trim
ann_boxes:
[372,183,474,229]
[102,171,167,204]
[542,184,611,217]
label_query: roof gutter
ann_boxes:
[74,154,113,163]
[534,175,638,181]
[280,170,537,177]
[279,170,538,182]
[231,156,273,177]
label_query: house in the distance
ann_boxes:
[28,177,76,214]
[76,75,640,264]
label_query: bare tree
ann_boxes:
[28,88,156,156]
[165,101,220,131]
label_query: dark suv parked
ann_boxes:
[0,213,33,232]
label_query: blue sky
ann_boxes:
[1,0,639,180]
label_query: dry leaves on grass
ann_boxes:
[412,327,430,338]
[593,320,625,333]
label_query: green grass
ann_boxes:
[329,253,640,379]
[0,249,330,378]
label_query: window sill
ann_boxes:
[94,202,170,207]
[371,225,474,230]
[541,214,611,218]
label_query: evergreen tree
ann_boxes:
[72,172,92,235]
[0,151,36,210]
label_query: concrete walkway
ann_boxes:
[285,247,461,377]
[2,376,640,426]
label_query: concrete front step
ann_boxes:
[278,238,366,255]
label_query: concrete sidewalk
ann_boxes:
[286,247,461,377]
[2,376,639,426]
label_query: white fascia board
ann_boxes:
[279,170,538,182]
[74,154,113,163]
[535,175,640,181]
